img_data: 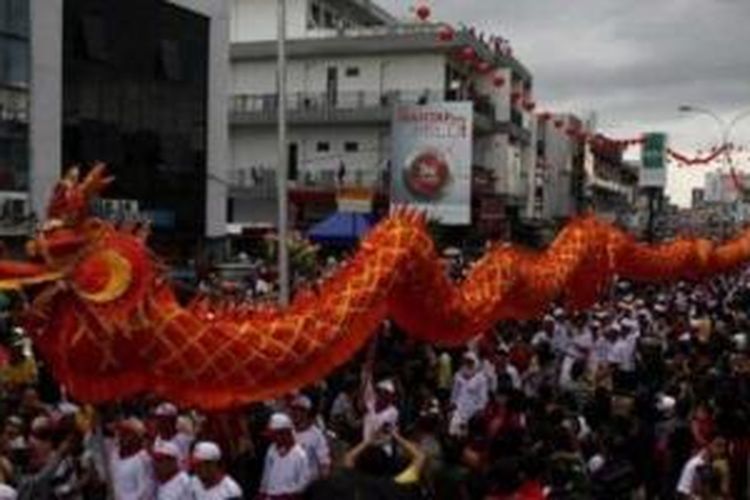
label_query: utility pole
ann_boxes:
[276,0,290,306]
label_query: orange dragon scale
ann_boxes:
[0,166,748,409]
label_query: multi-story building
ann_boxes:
[529,114,586,222]
[3,0,229,248]
[583,136,639,224]
[229,0,537,239]
[0,0,31,236]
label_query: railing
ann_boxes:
[304,23,441,40]
[229,167,387,192]
[230,89,447,116]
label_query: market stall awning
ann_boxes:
[308,212,372,246]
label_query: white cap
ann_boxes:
[553,307,565,318]
[291,395,312,410]
[656,395,676,413]
[192,441,222,462]
[154,402,178,417]
[376,379,396,394]
[152,441,180,459]
[268,413,294,431]
[543,314,555,323]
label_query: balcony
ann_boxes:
[228,166,387,199]
[230,89,496,131]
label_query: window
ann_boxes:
[323,10,334,28]
[0,0,29,37]
[0,37,28,87]
[345,67,360,77]
[344,141,359,152]
[309,2,321,27]
[316,141,330,152]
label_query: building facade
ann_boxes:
[530,114,586,223]
[22,0,229,246]
[0,0,31,235]
[229,0,537,239]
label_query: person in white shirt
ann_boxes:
[259,413,312,499]
[152,441,191,500]
[551,310,572,359]
[449,351,489,436]
[152,402,193,471]
[531,316,555,347]
[109,417,155,500]
[290,395,331,479]
[191,441,243,500]
[676,434,727,498]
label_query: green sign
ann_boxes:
[640,132,668,188]
[642,132,667,170]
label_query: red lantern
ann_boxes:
[554,119,565,129]
[492,74,506,88]
[415,4,431,21]
[523,101,536,112]
[538,112,551,121]
[437,25,454,42]
[510,91,522,104]
[460,46,476,62]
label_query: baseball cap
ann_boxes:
[192,441,222,462]
[268,413,294,431]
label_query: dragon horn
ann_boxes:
[82,162,114,200]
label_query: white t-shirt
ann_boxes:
[362,405,399,443]
[295,425,330,479]
[191,475,243,500]
[451,370,489,421]
[154,433,193,470]
[157,471,191,500]
[259,443,312,496]
[109,449,155,500]
[676,452,707,496]
[608,337,635,372]
[552,322,571,356]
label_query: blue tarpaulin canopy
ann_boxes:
[308,212,373,246]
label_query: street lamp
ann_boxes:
[679,104,750,228]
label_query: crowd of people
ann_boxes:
[0,259,750,499]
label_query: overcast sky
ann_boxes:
[377,0,750,206]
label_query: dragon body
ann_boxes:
[0,166,749,409]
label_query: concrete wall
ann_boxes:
[231,0,310,42]
[29,0,63,218]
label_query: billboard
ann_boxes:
[640,132,667,188]
[390,102,473,225]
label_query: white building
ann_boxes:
[229,0,537,237]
